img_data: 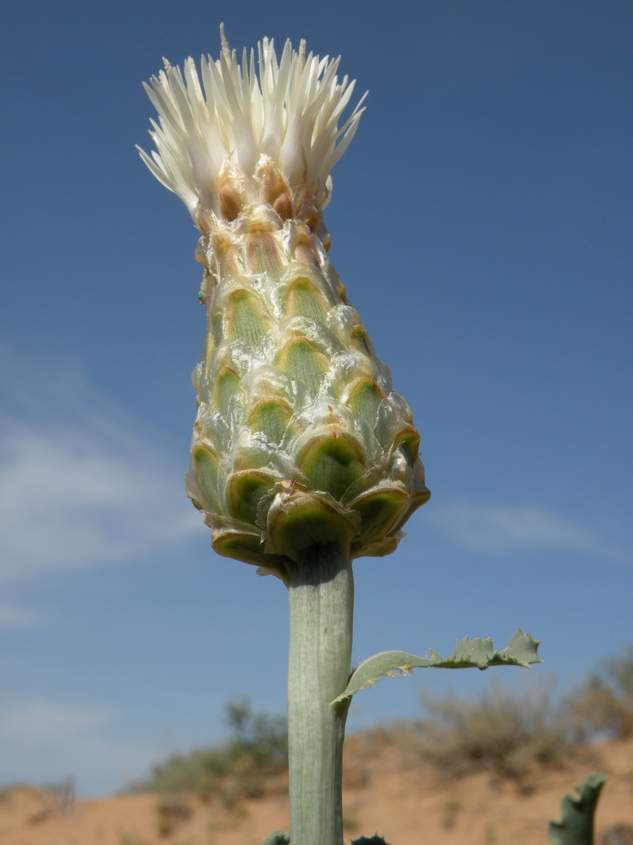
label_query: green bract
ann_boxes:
[186,213,430,571]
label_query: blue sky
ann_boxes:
[1,0,632,795]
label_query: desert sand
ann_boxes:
[2,734,632,845]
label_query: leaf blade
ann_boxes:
[261,833,290,845]
[548,773,606,845]
[331,629,540,705]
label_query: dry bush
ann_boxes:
[134,699,287,804]
[566,646,633,741]
[155,795,193,837]
[415,682,574,785]
[600,825,633,845]
[26,778,75,825]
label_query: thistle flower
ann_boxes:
[138,30,430,844]
[137,28,429,576]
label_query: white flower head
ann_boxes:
[137,26,367,220]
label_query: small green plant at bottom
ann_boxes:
[119,834,148,845]
[442,797,463,830]
[549,773,606,845]
[484,823,497,844]
[155,795,193,838]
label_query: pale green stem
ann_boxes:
[287,546,354,845]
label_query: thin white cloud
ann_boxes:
[0,700,157,794]
[0,702,110,744]
[430,501,596,554]
[0,349,203,582]
[0,604,41,629]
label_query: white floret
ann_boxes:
[137,26,367,216]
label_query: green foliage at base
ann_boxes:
[548,773,607,845]
[260,833,290,845]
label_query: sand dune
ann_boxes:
[2,735,632,845]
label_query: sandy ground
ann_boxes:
[1,735,632,845]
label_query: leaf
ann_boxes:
[260,833,290,845]
[331,629,540,705]
[548,773,606,845]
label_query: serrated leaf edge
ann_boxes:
[331,629,540,705]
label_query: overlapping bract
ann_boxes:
[186,216,429,571]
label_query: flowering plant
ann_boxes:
[138,29,603,845]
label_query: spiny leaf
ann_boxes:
[351,836,391,845]
[261,833,290,845]
[548,773,606,845]
[331,629,540,704]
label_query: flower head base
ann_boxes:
[137,26,367,223]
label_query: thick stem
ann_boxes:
[287,545,354,845]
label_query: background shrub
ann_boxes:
[566,646,633,741]
[131,646,633,800]
[133,699,287,801]
[414,681,573,784]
